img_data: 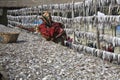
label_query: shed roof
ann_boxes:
[0,0,83,7]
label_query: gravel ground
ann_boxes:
[0,24,120,80]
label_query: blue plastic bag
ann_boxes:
[33,19,43,25]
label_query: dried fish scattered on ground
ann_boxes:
[0,25,120,80]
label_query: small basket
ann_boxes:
[0,32,20,43]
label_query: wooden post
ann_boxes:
[95,0,100,49]
[83,0,88,45]
[109,0,114,36]
[101,2,105,35]
[41,4,43,15]
[58,4,60,16]
[72,1,74,19]
[72,0,75,43]
[115,25,116,36]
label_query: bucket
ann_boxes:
[0,32,20,43]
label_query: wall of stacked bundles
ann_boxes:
[7,0,120,64]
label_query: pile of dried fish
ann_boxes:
[0,24,120,80]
